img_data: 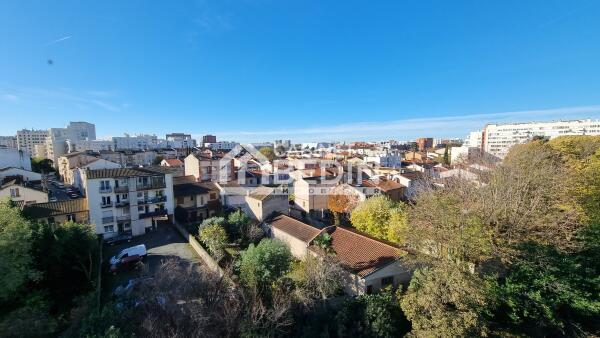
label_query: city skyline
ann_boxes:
[2,1,600,141]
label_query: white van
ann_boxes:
[110,244,147,265]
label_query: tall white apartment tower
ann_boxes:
[482,119,600,158]
[17,129,49,154]
[46,121,96,167]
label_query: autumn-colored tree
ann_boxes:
[350,194,408,244]
[327,190,359,226]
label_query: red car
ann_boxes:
[109,254,143,275]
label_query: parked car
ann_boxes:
[109,254,143,275]
[110,244,147,265]
[105,233,133,246]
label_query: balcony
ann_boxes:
[115,200,130,207]
[101,202,114,208]
[136,181,166,190]
[116,215,130,222]
[137,196,167,204]
[102,216,114,224]
[139,209,168,219]
[114,186,129,193]
[99,186,113,193]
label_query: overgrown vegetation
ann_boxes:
[0,201,100,337]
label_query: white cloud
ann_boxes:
[43,35,72,46]
[1,94,19,102]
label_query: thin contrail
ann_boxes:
[44,35,72,46]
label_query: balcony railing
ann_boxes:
[137,196,167,204]
[101,202,114,208]
[102,216,114,224]
[114,186,129,193]
[99,186,113,193]
[139,209,168,219]
[136,181,166,190]
[115,201,130,207]
[116,215,130,221]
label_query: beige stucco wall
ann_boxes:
[272,227,309,259]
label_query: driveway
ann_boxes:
[102,223,201,300]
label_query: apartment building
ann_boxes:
[74,140,113,152]
[0,136,17,149]
[202,134,216,147]
[482,119,600,158]
[83,168,175,238]
[415,137,433,152]
[166,133,197,148]
[112,134,158,150]
[17,129,48,154]
[205,141,238,151]
[46,122,97,166]
[173,176,220,222]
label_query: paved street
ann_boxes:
[102,223,202,299]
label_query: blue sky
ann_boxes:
[1,0,600,142]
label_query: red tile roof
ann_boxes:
[267,213,323,243]
[163,158,184,167]
[322,227,405,277]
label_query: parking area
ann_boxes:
[102,222,202,300]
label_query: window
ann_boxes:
[122,194,128,200]
[102,196,111,205]
[190,195,194,201]
[100,180,110,190]
[104,225,114,233]
[210,193,216,200]
[66,214,76,222]
[137,192,143,198]
[200,196,205,204]
[177,197,184,204]
[10,188,20,197]
[381,277,394,287]
[138,206,144,212]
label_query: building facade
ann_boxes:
[482,119,600,158]
[17,129,48,154]
[83,168,175,238]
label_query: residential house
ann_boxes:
[173,176,220,222]
[0,167,41,182]
[160,158,184,168]
[22,198,89,224]
[0,176,47,205]
[58,152,121,185]
[0,147,32,170]
[243,186,288,221]
[361,178,405,202]
[264,213,411,295]
[184,153,234,182]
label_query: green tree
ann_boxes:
[152,155,164,165]
[336,287,410,338]
[199,223,228,261]
[443,145,450,165]
[239,239,292,291]
[30,221,100,312]
[400,265,489,337]
[259,147,276,162]
[488,243,600,336]
[350,195,408,244]
[0,201,36,303]
[30,157,55,173]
